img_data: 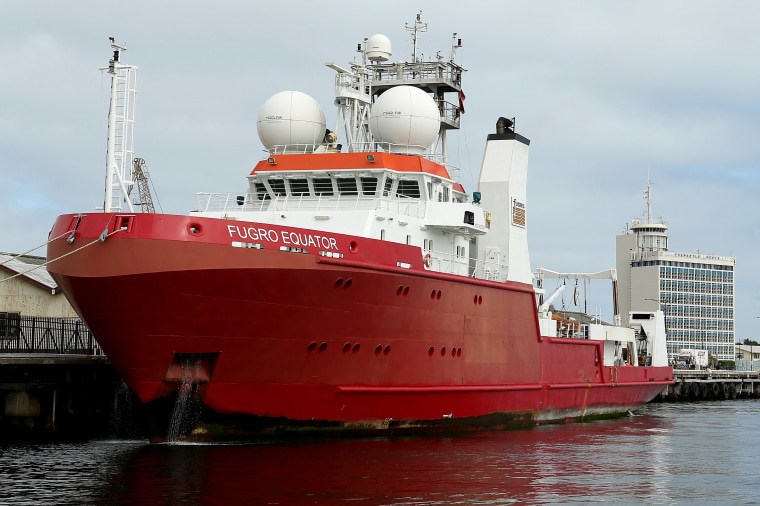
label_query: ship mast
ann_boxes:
[325,12,466,180]
[102,37,137,213]
[405,11,427,63]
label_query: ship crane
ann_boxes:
[535,267,621,326]
[129,157,156,213]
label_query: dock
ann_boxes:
[658,369,760,401]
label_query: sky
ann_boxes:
[1,1,758,341]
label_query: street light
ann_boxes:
[753,316,760,371]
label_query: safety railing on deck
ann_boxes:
[425,249,508,282]
[193,193,427,219]
[0,316,102,355]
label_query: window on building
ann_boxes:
[0,312,20,339]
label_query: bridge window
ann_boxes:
[313,178,334,196]
[255,183,271,201]
[464,211,475,225]
[396,180,420,199]
[337,177,358,196]
[289,178,310,196]
[383,177,394,197]
[269,179,286,197]
[360,177,378,196]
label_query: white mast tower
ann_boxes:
[102,37,137,213]
[325,12,465,178]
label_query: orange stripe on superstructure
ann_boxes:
[251,152,452,180]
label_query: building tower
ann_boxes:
[616,181,736,361]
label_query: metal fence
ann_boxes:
[0,315,102,355]
[735,360,760,372]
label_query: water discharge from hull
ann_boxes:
[166,359,204,442]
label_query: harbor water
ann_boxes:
[1,400,760,505]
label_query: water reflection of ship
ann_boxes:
[96,414,673,504]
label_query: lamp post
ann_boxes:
[753,316,760,372]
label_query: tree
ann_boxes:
[743,339,760,346]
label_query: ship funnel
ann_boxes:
[476,127,532,284]
[496,117,514,134]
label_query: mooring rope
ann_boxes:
[0,229,76,268]
[0,226,126,285]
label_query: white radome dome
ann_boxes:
[369,86,440,155]
[257,91,326,153]
[366,34,392,62]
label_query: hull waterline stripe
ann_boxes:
[336,384,543,394]
[547,380,674,390]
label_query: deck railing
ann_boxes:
[193,193,428,219]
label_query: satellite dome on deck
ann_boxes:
[257,91,326,153]
[366,34,392,62]
[369,86,440,155]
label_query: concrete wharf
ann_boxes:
[0,354,133,440]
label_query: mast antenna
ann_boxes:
[101,37,138,213]
[405,10,427,62]
[643,178,653,224]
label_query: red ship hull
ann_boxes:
[47,212,672,436]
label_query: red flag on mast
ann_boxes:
[459,90,466,114]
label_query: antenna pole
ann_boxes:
[405,10,427,63]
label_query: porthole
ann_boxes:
[335,278,344,288]
[375,345,383,355]
[343,342,351,353]
[344,278,353,289]
[307,341,317,352]
[318,342,327,352]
